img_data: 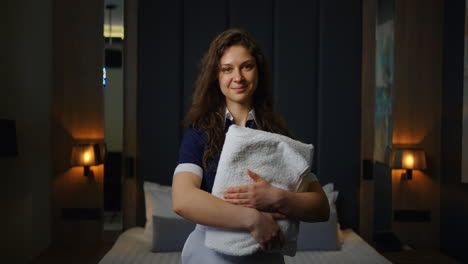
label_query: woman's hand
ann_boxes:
[249,210,285,251]
[223,169,283,211]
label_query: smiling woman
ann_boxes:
[171,28,329,264]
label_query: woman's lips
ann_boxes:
[233,87,246,93]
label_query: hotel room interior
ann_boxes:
[2,0,468,263]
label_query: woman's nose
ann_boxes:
[233,68,244,82]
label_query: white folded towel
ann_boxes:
[205,125,314,256]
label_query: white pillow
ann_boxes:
[322,182,344,247]
[322,183,334,194]
[322,182,339,207]
[297,204,339,250]
[143,181,182,242]
[325,190,339,207]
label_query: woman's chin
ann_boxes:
[226,96,253,106]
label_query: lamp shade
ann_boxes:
[71,144,104,167]
[389,149,427,170]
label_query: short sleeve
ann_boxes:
[173,128,206,177]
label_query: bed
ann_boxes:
[99,227,390,264]
[99,182,391,264]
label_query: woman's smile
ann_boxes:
[233,86,247,93]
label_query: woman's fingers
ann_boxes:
[224,198,250,205]
[223,193,249,199]
[250,211,285,252]
[270,212,286,219]
[278,230,285,249]
[264,232,283,251]
[225,185,249,193]
[246,169,268,183]
[246,169,260,182]
[224,190,255,207]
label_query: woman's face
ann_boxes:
[218,45,258,108]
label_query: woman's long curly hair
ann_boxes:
[184,28,291,171]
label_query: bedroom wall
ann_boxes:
[360,0,377,243]
[136,0,362,231]
[0,0,52,262]
[360,0,445,249]
[122,0,141,229]
[391,0,442,250]
[51,0,105,244]
[441,0,468,262]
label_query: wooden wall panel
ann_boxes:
[52,0,105,243]
[1,0,53,260]
[360,0,376,243]
[392,0,442,250]
[123,0,141,230]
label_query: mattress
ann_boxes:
[99,227,391,264]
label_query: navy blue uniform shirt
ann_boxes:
[176,119,256,193]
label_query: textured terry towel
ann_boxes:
[205,125,314,257]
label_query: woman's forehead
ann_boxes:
[219,45,254,65]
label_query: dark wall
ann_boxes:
[138,0,362,231]
[441,0,468,262]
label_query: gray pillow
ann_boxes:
[151,215,196,252]
[296,208,339,251]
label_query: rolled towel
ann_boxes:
[205,125,314,256]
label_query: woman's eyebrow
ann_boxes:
[220,59,255,66]
[240,59,255,65]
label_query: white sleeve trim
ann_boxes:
[174,163,203,177]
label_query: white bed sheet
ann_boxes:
[99,227,391,264]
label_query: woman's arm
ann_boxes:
[223,170,330,222]
[172,171,285,250]
[274,181,330,222]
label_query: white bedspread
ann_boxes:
[99,227,391,264]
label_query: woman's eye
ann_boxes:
[243,64,254,70]
[222,68,232,73]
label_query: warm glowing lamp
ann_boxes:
[389,148,427,180]
[71,144,104,176]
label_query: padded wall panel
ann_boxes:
[137,0,362,231]
[316,0,362,230]
[441,0,468,262]
[183,0,227,116]
[229,0,274,75]
[138,0,182,185]
[274,0,319,146]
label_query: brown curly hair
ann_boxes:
[184,28,291,171]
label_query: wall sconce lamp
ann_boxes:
[389,148,427,180]
[71,143,105,176]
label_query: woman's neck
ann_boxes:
[226,102,253,127]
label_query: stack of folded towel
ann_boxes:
[205,125,314,256]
